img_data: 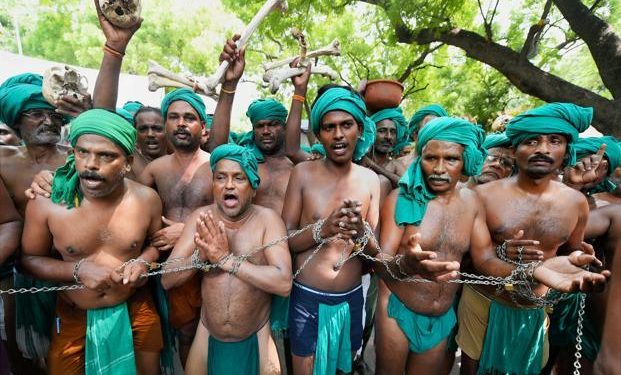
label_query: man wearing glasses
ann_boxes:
[470,132,515,186]
[0,73,73,373]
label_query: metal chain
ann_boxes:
[0,284,84,295]
[572,293,586,375]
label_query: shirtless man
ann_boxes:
[282,85,380,375]
[21,109,163,374]
[137,88,212,362]
[469,132,514,186]
[362,107,408,188]
[0,123,20,146]
[458,103,609,375]
[210,36,293,214]
[131,106,166,177]
[161,144,292,375]
[374,117,487,375]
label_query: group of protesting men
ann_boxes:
[0,2,619,375]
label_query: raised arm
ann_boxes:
[0,178,21,265]
[207,34,246,151]
[92,0,142,110]
[285,61,313,164]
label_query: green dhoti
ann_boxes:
[478,300,546,375]
[208,333,260,375]
[388,293,457,353]
[549,293,599,361]
[314,302,352,375]
[85,302,137,375]
[14,271,56,364]
[270,295,290,339]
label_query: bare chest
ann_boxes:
[48,206,149,259]
[255,162,292,211]
[487,197,574,247]
[154,168,211,217]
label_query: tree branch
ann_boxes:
[520,0,553,61]
[553,0,621,98]
[396,44,442,82]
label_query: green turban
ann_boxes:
[310,87,376,161]
[122,101,143,116]
[483,132,512,150]
[210,144,260,189]
[371,107,408,154]
[116,107,135,125]
[311,143,326,157]
[0,73,56,128]
[407,104,448,138]
[235,130,265,163]
[246,98,288,126]
[51,109,136,209]
[575,136,621,174]
[395,117,486,226]
[205,114,214,129]
[161,88,208,124]
[506,103,592,166]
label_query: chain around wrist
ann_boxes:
[73,258,86,284]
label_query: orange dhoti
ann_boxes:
[47,288,163,375]
[167,273,202,329]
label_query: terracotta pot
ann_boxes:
[364,79,404,113]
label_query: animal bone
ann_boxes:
[203,0,288,95]
[42,65,89,105]
[147,60,218,100]
[290,28,307,61]
[263,65,338,94]
[98,0,142,28]
[262,40,341,71]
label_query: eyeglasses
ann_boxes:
[485,154,514,169]
[21,109,65,125]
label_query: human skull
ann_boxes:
[98,0,142,28]
[42,66,89,105]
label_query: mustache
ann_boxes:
[173,128,191,136]
[37,125,60,133]
[529,154,554,163]
[427,173,451,182]
[79,171,105,181]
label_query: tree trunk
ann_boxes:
[553,0,621,99]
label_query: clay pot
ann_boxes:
[364,79,404,113]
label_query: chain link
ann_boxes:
[572,293,586,375]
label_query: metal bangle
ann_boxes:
[73,258,86,284]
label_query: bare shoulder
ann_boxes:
[145,154,175,175]
[127,179,160,202]
[25,194,56,216]
[0,145,23,163]
[290,160,317,182]
[253,204,285,225]
[353,163,380,185]
[551,180,587,207]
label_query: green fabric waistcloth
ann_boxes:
[153,276,176,375]
[14,272,56,363]
[478,300,546,375]
[387,293,456,353]
[85,302,136,375]
[313,301,352,375]
[549,293,599,361]
[208,332,259,375]
[270,295,290,339]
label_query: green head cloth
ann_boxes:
[0,73,56,128]
[51,109,136,209]
[210,144,261,189]
[483,132,512,150]
[205,113,214,129]
[122,101,144,116]
[371,107,408,154]
[407,104,448,138]
[311,143,326,157]
[161,88,208,124]
[310,87,376,161]
[506,103,592,166]
[396,117,486,226]
[246,98,288,126]
[575,136,621,175]
[235,130,265,163]
[116,107,135,125]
